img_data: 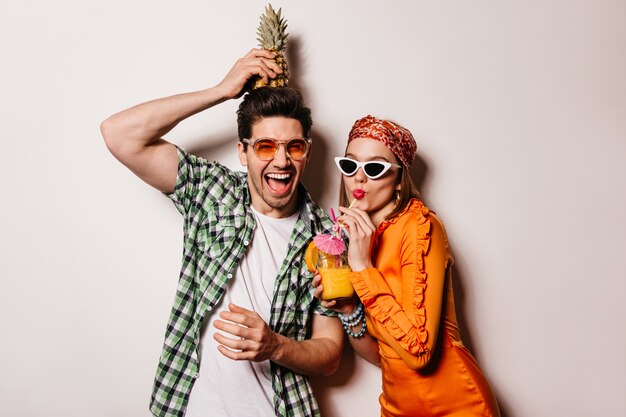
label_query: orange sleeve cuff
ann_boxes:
[351,268,428,357]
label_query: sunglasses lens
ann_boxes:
[254,139,278,159]
[338,158,358,175]
[286,139,308,159]
[364,162,387,178]
[252,138,309,160]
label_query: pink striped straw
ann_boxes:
[330,208,340,238]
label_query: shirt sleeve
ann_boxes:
[350,212,449,370]
[313,298,338,317]
[164,146,234,217]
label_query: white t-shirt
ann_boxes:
[184,208,299,417]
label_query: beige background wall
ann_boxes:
[2,1,625,416]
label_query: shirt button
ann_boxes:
[244,241,249,246]
[195,372,200,378]
[227,273,233,279]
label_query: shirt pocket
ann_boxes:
[195,208,241,259]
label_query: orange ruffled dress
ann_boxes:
[351,199,500,417]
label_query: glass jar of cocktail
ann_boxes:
[317,251,354,300]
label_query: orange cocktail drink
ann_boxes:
[317,252,354,300]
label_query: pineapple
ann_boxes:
[252,4,289,89]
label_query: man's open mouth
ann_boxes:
[265,172,294,196]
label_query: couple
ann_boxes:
[101,49,499,417]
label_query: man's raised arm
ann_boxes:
[100,49,282,193]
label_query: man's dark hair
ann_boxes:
[237,87,312,141]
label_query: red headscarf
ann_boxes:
[347,115,417,168]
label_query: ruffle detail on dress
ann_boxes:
[353,200,433,357]
[362,274,429,356]
[371,199,430,252]
[379,199,429,229]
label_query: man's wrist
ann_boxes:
[211,83,232,102]
[268,331,285,363]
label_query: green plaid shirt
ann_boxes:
[150,147,334,417]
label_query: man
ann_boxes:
[101,49,344,417]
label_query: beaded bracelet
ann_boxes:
[339,303,363,326]
[338,303,367,338]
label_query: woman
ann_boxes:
[313,115,500,417]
